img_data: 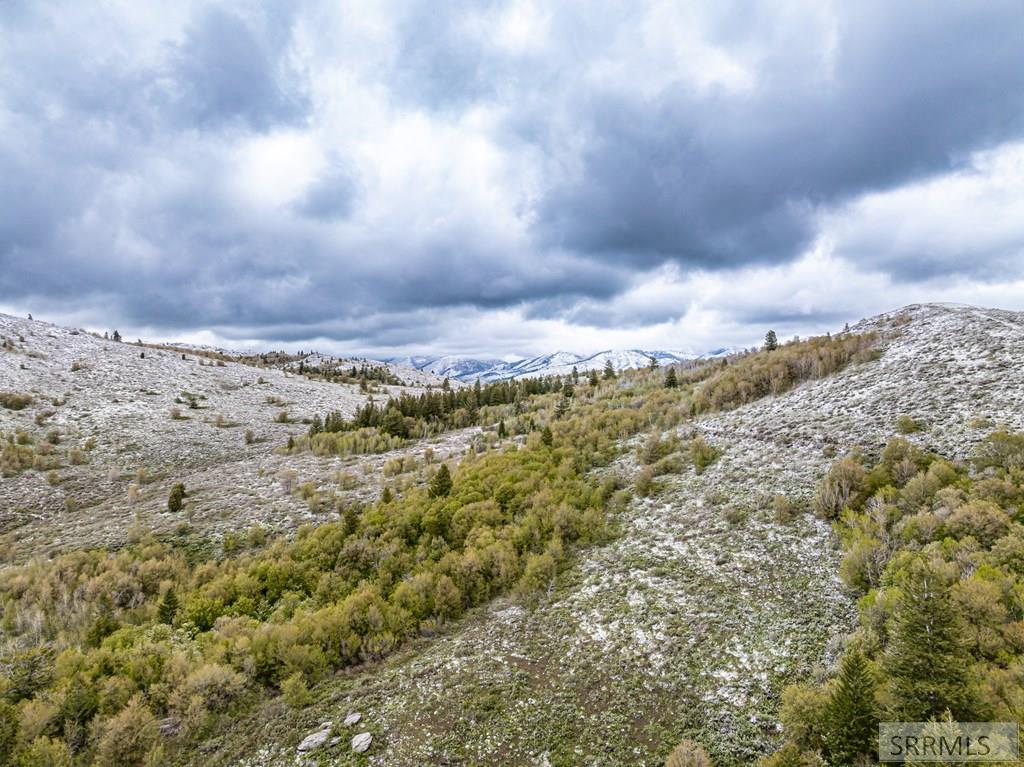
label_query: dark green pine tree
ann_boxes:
[540,425,554,447]
[157,588,179,625]
[571,365,579,383]
[428,464,452,498]
[588,369,600,386]
[883,559,979,721]
[664,367,678,389]
[381,486,393,504]
[603,359,615,379]
[497,419,507,439]
[555,395,569,419]
[764,329,779,351]
[825,648,878,765]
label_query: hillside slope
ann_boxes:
[209,303,1024,766]
[0,314,462,555]
[2,304,1022,766]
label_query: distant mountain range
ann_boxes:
[386,348,743,382]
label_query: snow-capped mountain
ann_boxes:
[386,347,743,382]
[387,355,504,381]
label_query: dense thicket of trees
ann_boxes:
[0,436,620,765]
[766,430,1024,765]
[693,332,878,413]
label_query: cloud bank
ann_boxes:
[1,0,1022,355]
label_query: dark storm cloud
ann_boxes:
[169,5,309,131]
[529,1,1024,272]
[0,0,1022,352]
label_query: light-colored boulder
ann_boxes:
[351,732,373,753]
[297,723,333,753]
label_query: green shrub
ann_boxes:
[0,392,32,411]
[281,672,312,709]
[895,414,924,434]
[167,483,186,513]
[689,436,720,474]
[664,739,713,767]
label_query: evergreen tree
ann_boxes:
[883,559,979,721]
[647,356,657,370]
[824,649,878,765]
[571,365,579,383]
[157,589,179,625]
[555,395,570,419]
[588,370,600,386]
[497,419,507,439]
[541,425,554,447]
[381,486,393,504]
[111,330,121,342]
[664,367,678,389]
[381,407,408,438]
[603,359,615,379]
[428,464,452,498]
[167,483,186,513]
[764,330,779,351]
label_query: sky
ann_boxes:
[1,1,1023,359]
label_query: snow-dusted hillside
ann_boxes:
[390,346,743,382]
[0,313,453,552]
[4,303,1024,765]
[221,303,1024,767]
[283,352,451,387]
[387,355,504,381]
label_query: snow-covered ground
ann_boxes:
[0,313,456,553]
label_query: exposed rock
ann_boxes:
[158,716,180,736]
[296,723,333,753]
[351,732,373,753]
[343,711,361,726]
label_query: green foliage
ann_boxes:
[823,649,877,765]
[14,736,73,767]
[664,367,678,389]
[300,427,405,457]
[757,742,822,767]
[664,739,713,767]
[281,671,312,709]
[883,558,979,721]
[603,359,615,379]
[157,588,179,625]
[778,429,1024,757]
[0,336,874,764]
[694,331,878,412]
[167,482,186,513]
[0,431,613,761]
[0,700,18,764]
[428,463,452,498]
[688,436,720,475]
[764,329,778,351]
[895,414,925,433]
[0,392,32,411]
[540,425,553,447]
[92,697,159,767]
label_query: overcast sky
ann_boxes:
[1,1,1023,358]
